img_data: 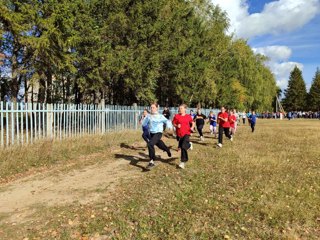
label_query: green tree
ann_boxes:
[308,68,320,111]
[282,66,307,111]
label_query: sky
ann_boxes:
[210,0,320,91]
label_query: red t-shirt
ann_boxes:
[218,112,230,128]
[229,115,236,128]
[173,114,193,137]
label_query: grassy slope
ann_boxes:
[1,120,320,239]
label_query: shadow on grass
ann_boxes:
[115,152,178,172]
[120,143,146,151]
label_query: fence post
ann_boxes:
[47,103,53,139]
[133,103,138,130]
[100,99,105,134]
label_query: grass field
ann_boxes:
[0,119,320,239]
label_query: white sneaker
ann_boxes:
[188,142,193,150]
[200,136,204,141]
[230,136,233,142]
[178,162,185,169]
[217,143,222,148]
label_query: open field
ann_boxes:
[0,119,320,239]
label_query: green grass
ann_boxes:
[1,120,320,239]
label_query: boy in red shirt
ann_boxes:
[217,106,232,148]
[172,104,195,169]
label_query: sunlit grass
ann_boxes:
[1,119,320,239]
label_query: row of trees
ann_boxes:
[0,0,278,110]
[282,66,320,112]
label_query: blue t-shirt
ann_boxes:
[250,114,256,124]
[142,125,149,133]
[209,115,217,127]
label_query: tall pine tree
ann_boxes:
[308,68,320,111]
[283,66,307,111]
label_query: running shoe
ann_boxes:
[188,142,193,150]
[146,162,155,170]
[217,143,222,148]
[178,162,185,169]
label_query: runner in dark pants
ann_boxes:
[194,109,206,141]
[142,103,172,169]
[172,104,195,169]
[139,109,151,144]
[248,111,257,133]
[217,106,232,148]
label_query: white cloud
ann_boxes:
[210,0,248,34]
[238,0,320,39]
[253,46,292,61]
[270,62,304,89]
[211,0,320,39]
[210,0,318,89]
[253,46,303,89]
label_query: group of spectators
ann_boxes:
[254,111,320,120]
[286,111,320,119]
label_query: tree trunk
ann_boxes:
[38,73,46,103]
[45,69,53,103]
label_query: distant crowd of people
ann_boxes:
[259,111,320,120]
[139,104,256,170]
[286,111,320,120]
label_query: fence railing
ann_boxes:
[0,102,218,148]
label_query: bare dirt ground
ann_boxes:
[0,140,174,225]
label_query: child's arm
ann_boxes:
[141,115,150,127]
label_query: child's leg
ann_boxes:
[180,135,190,162]
[209,125,213,134]
[213,126,217,138]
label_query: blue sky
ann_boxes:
[212,0,320,90]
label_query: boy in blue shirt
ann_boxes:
[248,111,257,133]
[142,103,173,169]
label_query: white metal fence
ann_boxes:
[0,102,218,148]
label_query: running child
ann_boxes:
[248,111,257,132]
[229,110,236,137]
[194,109,206,141]
[217,106,232,148]
[208,111,217,138]
[142,103,173,170]
[139,109,151,144]
[172,104,195,169]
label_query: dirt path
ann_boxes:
[0,140,175,225]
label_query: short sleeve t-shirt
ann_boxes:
[173,114,193,137]
[209,115,217,127]
[218,112,230,128]
[194,113,206,126]
[250,114,257,123]
[229,115,236,128]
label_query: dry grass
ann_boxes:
[1,119,320,239]
[0,131,139,183]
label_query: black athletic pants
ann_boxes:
[142,131,151,143]
[196,124,204,137]
[251,122,255,132]
[178,135,191,162]
[218,126,231,144]
[148,133,170,161]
